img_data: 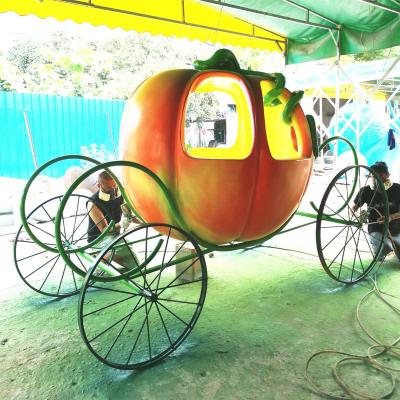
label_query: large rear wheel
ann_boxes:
[78,223,207,369]
[316,165,389,284]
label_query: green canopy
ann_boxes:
[2,0,400,64]
[201,0,400,64]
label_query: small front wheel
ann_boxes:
[13,195,85,297]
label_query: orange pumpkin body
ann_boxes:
[119,68,313,245]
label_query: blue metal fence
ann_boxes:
[0,92,126,178]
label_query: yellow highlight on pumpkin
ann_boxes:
[184,75,254,160]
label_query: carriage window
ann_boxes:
[183,75,254,159]
[261,80,309,160]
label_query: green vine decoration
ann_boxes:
[193,48,303,126]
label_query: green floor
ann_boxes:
[1,230,400,400]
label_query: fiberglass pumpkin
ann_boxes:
[119,49,314,245]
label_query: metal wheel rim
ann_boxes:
[78,223,208,369]
[316,165,389,284]
[13,195,84,297]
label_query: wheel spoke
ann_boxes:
[126,300,153,365]
[156,256,200,297]
[156,300,190,327]
[157,297,199,305]
[145,300,152,360]
[321,223,348,252]
[317,165,388,284]
[28,221,57,241]
[149,239,188,290]
[327,224,358,270]
[88,301,147,343]
[156,278,203,292]
[14,195,91,297]
[154,301,173,347]
[56,263,67,295]
[24,253,60,279]
[41,203,68,242]
[104,296,143,360]
[78,222,207,369]
[88,285,139,296]
[83,293,140,318]
[39,255,61,290]
[17,247,49,262]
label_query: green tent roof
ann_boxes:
[200,0,400,63]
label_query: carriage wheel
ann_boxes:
[13,195,86,297]
[78,223,207,369]
[20,154,100,252]
[316,165,389,284]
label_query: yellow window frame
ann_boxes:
[183,74,254,160]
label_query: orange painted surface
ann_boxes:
[119,69,313,245]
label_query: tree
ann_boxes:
[6,39,43,73]
[0,26,276,98]
[353,46,400,62]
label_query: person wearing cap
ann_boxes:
[352,161,400,260]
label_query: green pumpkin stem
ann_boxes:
[193,48,241,71]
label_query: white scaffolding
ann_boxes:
[285,49,400,177]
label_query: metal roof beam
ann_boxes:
[356,0,400,14]
[281,0,339,27]
[199,0,340,31]
[51,0,286,45]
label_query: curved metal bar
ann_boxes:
[195,207,299,252]
[310,136,359,214]
[20,154,102,252]
[53,159,312,259]
[82,235,165,284]
[65,221,115,254]
[117,186,144,223]
[306,115,319,158]
[122,238,164,280]
[54,160,188,276]
[97,168,144,223]
[316,164,389,283]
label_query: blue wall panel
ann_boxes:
[0,92,125,178]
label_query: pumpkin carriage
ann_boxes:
[13,50,389,370]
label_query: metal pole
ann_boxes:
[23,111,38,170]
[334,29,341,163]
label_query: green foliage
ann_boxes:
[353,46,400,62]
[0,78,13,91]
[6,39,43,73]
[185,92,220,126]
[0,28,276,98]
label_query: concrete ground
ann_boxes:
[2,210,400,400]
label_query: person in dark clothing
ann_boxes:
[87,171,124,243]
[86,171,142,271]
[352,161,400,260]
